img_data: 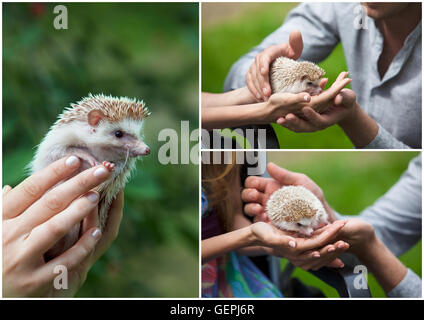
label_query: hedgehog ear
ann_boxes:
[88,110,105,127]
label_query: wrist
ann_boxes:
[338,102,360,128]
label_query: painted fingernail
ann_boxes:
[289,240,296,248]
[328,247,336,253]
[92,228,101,239]
[66,156,79,167]
[93,167,108,178]
[87,192,99,203]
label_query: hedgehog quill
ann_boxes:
[266,186,328,236]
[270,57,325,96]
[30,93,151,259]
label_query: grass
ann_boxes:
[267,151,421,297]
[202,3,353,148]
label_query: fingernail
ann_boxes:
[261,67,266,74]
[328,247,336,253]
[87,192,99,203]
[94,167,108,178]
[66,156,79,167]
[313,252,320,258]
[339,263,345,268]
[262,87,267,95]
[289,240,296,248]
[338,243,345,249]
[92,228,101,239]
[304,94,310,101]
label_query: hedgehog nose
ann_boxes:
[144,147,150,155]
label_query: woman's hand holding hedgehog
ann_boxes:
[2,157,123,297]
[242,162,351,270]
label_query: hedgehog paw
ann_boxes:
[103,161,115,172]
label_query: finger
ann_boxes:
[309,242,349,270]
[315,78,351,104]
[260,44,289,77]
[41,227,102,281]
[288,30,303,60]
[241,188,264,205]
[296,220,346,252]
[2,156,81,219]
[335,71,348,82]
[22,165,110,229]
[249,63,264,101]
[3,185,12,198]
[244,203,264,217]
[246,70,261,102]
[82,205,99,235]
[26,191,100,255]
[326,258,345,268]
[244,176,270,193]
[267,162,303,186]
[282,113,314,132]
[302,107,326,127]
[319,78,328,90]
[256,55,269,99]
[93,191,124,261]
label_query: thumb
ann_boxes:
[288,29,303,60]
[267,162,300,186]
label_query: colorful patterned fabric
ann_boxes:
[201,191,283,298]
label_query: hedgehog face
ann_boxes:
[95,118,150,160]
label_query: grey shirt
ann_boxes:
[224,2,422,149]
[341,155,422,297]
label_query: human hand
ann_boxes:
[261,91,312,124]
[277,72,356,132]
[241,162,336,223]
[2,156,119,297]
[337,218,376,257]
[246,30,303,102]
[250,221,349,270]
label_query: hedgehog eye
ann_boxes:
[114,130,124,138]
[307,81,313,86]
[296,223,303,227]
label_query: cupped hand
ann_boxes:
[2,156,123,297]
[337,218,375,257]
[246,30,304,102]
[277,73,356,132]
[263,91,311,123]
[250,221,349,270]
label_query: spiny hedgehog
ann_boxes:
[270,57,325,96]
[30,93,151,260]
[266,185,328,236]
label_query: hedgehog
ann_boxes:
[266,185,328,236]
[270,57,325,96]
[30,93,151,260]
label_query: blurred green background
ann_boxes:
[202,2,353,148]
[3,3,199,297]
[268,151,421,297]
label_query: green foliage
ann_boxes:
[202,3,353,148]
[268,151,421,297]
[3,3,199,297]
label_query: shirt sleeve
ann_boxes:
[363,124,412,149]
[224,2,340,91]
[387,269,422,298]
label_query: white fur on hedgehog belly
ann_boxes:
[266,186,327,236]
